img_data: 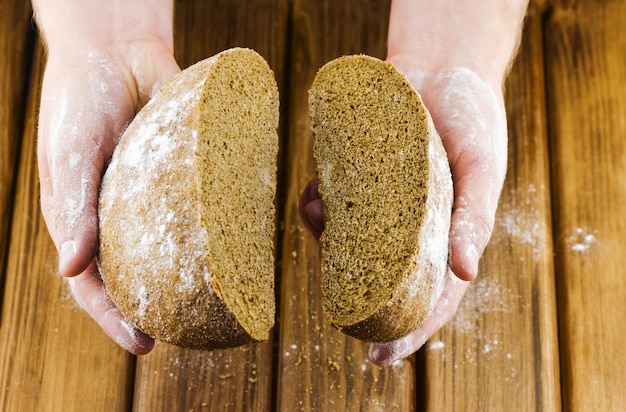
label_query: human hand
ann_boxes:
[35,1,179,354]
[299,56,508,366]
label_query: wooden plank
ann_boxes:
[134,344,274,411]
[0,43,136,412]
[423,2,562,410]
[276,1,417,411]
[545,1,626,409]
[132,1,288,410]
[0,0,33,294]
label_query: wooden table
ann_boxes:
[1,0,625,410]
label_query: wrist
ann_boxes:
[386,0,529,90]
[34,0,174,57]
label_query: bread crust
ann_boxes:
[98,48,278,350]
[310,55,453,342]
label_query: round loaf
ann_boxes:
[310,55,453,342]
[98,48,279,350]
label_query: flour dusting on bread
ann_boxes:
[98,49,278,350]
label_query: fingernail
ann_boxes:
[59,240,76,274]
[369,337,413,367]
[369,345,386,364]
[115,316,155,355]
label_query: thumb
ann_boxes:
[125,46,181,108]
[299,178,324,239]
[448,166,504,281]
[418,68,508,281]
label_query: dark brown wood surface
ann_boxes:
[0,42,136,411]
[1,0,625,410]
[545,1,626,409]
[0,0,33,299]
[132,2,288,411]
[276,1,417,411]
[424,2,562,409]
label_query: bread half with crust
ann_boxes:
[310,55,453,342]
[98,48,279,350]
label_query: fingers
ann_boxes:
[124,42,181,107]
[369,270,469,366]
[298,179,324,239]
[68,262,154,355]
[444,104,507,282]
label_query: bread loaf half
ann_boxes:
[98,48,279,350]
[310,55,453,342]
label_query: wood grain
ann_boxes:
[0,43,136,412]
[2,0,625,410]
[545,1,626,409]
[132,1,289,410]
[0,0,33,295]
[134,343,274,411]
[423,3,562,410]
[276,1,416,411]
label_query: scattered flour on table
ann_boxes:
[430,276,519,383]
[453,277,514,335]
[429,340,445,350]
[567,227,597,253]
[493,182,546,261]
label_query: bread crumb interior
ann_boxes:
[311,56,430,326]
[196,49,278,340]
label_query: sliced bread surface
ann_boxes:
[310,55,453,342]
[98,48,279,350]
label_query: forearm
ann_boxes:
[33,0,179,107]
[387,0,529,88]
[32,0,175,54]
